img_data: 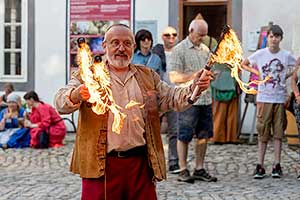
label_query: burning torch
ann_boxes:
[188,25,231,104]
[76,37,126,134]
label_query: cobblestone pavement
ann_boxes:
[1,134,300,200]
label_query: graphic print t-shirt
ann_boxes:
[248,48,296,103]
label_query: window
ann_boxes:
[0,0,28,82]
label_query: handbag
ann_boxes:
[211,64,237,102]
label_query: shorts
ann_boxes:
[177,105,213,142]
[256,102,287,142]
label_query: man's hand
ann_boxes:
[70,84,90,104]
[192,69,214,94]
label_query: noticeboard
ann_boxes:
[68,0,131,79]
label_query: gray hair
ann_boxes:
[103,24,132,42]
[188,19,208,33]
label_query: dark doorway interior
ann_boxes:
[182,5,227,41]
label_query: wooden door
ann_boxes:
[179,0,232,41]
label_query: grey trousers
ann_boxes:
[166,110,178,167]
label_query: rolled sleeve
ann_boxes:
[151,70,192,113]
[54,71,82,114]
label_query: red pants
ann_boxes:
[81,156,157,200]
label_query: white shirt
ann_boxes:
[248,48,296,103]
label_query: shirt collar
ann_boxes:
[136,49,151,57]
[185,36,202,50]
[105,62,137,85]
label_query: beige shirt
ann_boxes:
[107,67,146,152]
[55,64,193,152]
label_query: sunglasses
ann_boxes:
[140,36,151,41]
[163,33,177,37]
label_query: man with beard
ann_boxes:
[54,24,213,200]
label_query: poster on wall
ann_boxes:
[135,20,158,45]
[69,0,131,78]
[247,30,260,52]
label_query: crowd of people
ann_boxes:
[2,14,300,200]
[52,15,300,198]
[0,88,66,149]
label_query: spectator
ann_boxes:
[54,24,212,199]
[241,24,297,179]
[194,13,218,52]
[194,13,239,144]
[0,93,30,149]
[169,19,217,183]
[211,63,239,143]
[0,83,16,111]
[132,29,163,77]
[152,26,180,174]
[289,57,300,181]
[23,91,66,148]
[152,26,178,81]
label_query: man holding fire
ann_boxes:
[54,24,213,199]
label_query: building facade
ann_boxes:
[1,0,299,133]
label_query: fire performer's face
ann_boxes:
[103,26,136,69]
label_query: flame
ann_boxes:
[77,43,126,134]
[125,100,144,109]
[210,27,269,94]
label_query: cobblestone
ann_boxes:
[0,134,300,199]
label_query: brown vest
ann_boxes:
[70,64,166,181]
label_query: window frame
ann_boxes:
[0,0,28,82]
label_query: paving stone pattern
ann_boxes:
[0,134,300,200]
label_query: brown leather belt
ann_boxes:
[107,145,147,158]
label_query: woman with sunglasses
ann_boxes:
[132,29,163,78]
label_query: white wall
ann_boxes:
[33,0,169,106]
[134,0,169,45]
[35,0,66,105]
[240,0,300,134]
[242,0,300,57]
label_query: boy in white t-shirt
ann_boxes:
[242,24,297,179]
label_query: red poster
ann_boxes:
[68,0,131,79]
[70,0,131,21]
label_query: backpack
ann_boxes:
[211,64,237,102]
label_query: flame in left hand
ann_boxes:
[77,43,126,134]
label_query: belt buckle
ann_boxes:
[117,151,126,158]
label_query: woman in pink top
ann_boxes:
[23,91,66,148]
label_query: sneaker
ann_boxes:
[177,169,195,183]
[297,175,300,180]
[253,164,266,179]
[272,163,282,178]
[169,164,181,174]
[193,169,217,182]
